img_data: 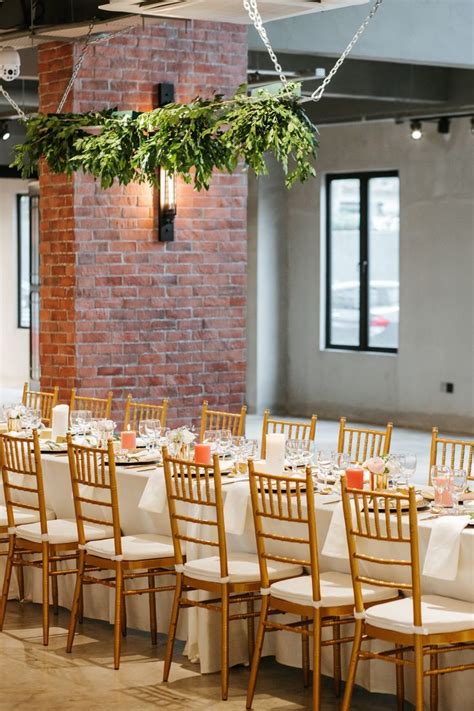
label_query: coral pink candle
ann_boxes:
[346,466,364,489]
[194,443,211,465]
[120,427,136,450]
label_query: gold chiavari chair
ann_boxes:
[70,389,113,419]
[123,394,168,430]
[22,382,59,426]
[246,464,397,710]
[162,448,302,700]
[337,416,393,463]
[340,477,474,711]
[429,427,473,484]
[66,436,176,669]
[0,431,112,645]
[260,410,317,459]
[199,400,247,441]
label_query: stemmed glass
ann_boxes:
[451,469,467,514]
[70,410,92,436]
[218,429,232,458]
[431,465,453,513]
[285,439,302,475]
[331,451,351,493]
[139,419,161,453]
[400,453,417,486]
[316,450,333,494]
[202,430,219,454]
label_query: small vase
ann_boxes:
[373,472,389,490]
[177,443,190,459]
[8,417,21,432]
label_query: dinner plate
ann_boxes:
[368,494,429,512]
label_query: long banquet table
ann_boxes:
[1,453,473,709]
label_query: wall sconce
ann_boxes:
[159,168,176,242]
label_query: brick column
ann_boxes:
[38,21,247,425]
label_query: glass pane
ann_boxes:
[18,195,31,329]
[329,179,360,346]
[368,177,400,349]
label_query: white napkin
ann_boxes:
[138,470,167,514]
[321,502,349,559]
[422,515,471,581]
[223,480,251,536]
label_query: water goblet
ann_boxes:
[285,439,302,475]
[202,430,219,453]
[331,451,350,493]
[451,469,467,514]
[316,449,333,494]
[431,465,453,513]
[400,453,417,486]
[218,429,232,458]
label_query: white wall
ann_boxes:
[0,178,30,394]
[248,118,474,433]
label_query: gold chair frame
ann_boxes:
[162,448,259,700]
[0,431,79,645]
[429,427,473,484]
[337,416,393,463]
[199,400,247,441]
[66,436,176,669]
[22,382,59,426]
[340,477,474,711]
[260,410,317,459]
[70,389,113,419]
[123,394,168,431]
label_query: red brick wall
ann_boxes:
[38,21,247,426]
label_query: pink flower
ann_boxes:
[364,457,385,475]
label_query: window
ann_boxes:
[17,194,31,329]
[325,171,400,352]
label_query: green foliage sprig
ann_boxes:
[12,84,318,190]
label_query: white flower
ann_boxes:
[7,405,26,419]
[168,426,196,446]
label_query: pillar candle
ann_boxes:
[120,427,136,450]
[266,433,286,475]
[346,466,364,489]
[52,404,69,442]
[194,443,212,465]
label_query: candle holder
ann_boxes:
[8,417,21,432]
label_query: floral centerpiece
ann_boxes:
[167,426,196,459]
[7,405,26,432]
[363,454,399,490]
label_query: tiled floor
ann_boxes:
[0,602,406,710]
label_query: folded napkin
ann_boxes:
[138,470,168,514]
[422,515,471,581]
[321,502,349,559]
[223,479,251,536]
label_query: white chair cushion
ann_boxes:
[0,505,55,528]
[365,594,474,635]
[183,552,303,584]
[86,533,174,561]
[16,518,113,545]
[270,571,396,608]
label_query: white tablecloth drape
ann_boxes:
[1,455,472,710]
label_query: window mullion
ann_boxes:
[359,178,369,350]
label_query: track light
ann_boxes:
[471,117,474,135]
[437,117,450,136]
[0,121,10,141]
[410,120,423,141]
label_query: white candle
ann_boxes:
[265,433,286,475]
[52,404,69,442]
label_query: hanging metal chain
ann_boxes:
[56,19,95,113]
[0,83,27,119]
[305,0,385,103]
[243,0,288,87]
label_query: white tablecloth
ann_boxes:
[1,455,473,709]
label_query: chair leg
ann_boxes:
[67,550,85,653]
[41,541,50,646]
[396,642,405,711]
[333,619,342,697]
[430,650,438,711]
[246,595,270,709]
[16,560,25,602]
[301,615,310,687]
[341,619,364,711]
[312,610,322,711]
[0,537,15,629]
[114,563,123,670]
[51,558,59,615]
[148,574,157,646]
[78,586,84,624]
[221,583,230,701]
[246,597,255,664]
[414,636,425,711]
[163,573,183,682]
[121,587,127,638]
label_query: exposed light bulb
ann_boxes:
[410,120,423,141]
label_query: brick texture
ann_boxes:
[38,21,247,425]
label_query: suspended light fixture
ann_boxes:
[0,120,10,140]
[470,117,474,135]
[410,120,423,141]
[157,82,177,242]
[437,117,451,138]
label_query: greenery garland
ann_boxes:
[12,84,318,191]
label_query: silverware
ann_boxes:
[322,499,341,505]
[130,465,157,472]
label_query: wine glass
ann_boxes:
[431,465,453,513]
[140,420,161,452]
[331,451,350,492]
[218,429,232,457]
[285,439,302,475]
[452,469,467,514]
[400,453,417,486]
[202,430,219,453]
[316,449,333,493]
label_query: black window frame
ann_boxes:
[325,170,399,354]
[17,193,31,329]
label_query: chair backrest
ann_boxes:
[337,417,392,463]
[22,382,59,426]
[123,394,168,430]
[162,447,228,578]
[67,435,122,555]
[261,410,317,459]
[341,476,422,626]
[248,462,319,599]
[0,430,49,535]
[70,389,113,419]
[199,400,247,441]
[429,427,473,484]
